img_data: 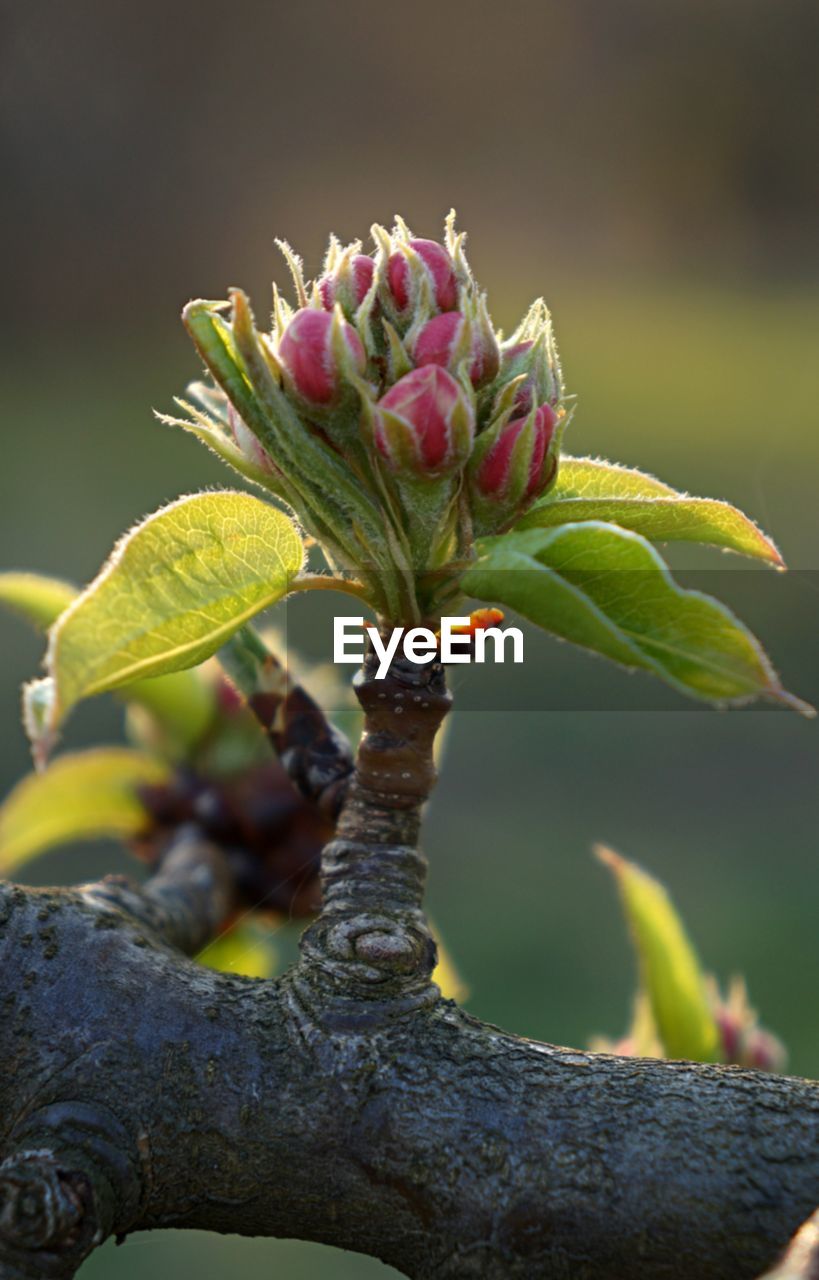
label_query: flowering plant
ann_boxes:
[8,212,810,766]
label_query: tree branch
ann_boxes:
[3,651,819,1279]
[218,626,355,819]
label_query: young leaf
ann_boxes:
[551,457,679,501]
[462,522,810,710]
[595,845,721,1062]
[0,748,169,875]
[517,457,783,566]
[38,491,304,750]
[0,570,214,755]
[0,571,78,630]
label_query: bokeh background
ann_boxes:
[2,1,818,1275]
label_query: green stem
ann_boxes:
[289,573,374,606]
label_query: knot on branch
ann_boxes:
[323,840,428,912]
[0,1151,88,1261]
[296,844,438,1028]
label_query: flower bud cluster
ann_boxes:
[181,214,567,596]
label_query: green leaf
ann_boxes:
[595,845,720,1062]
[0,572,78,630]
[0,571,213,757]
[197,920,279,980]
[0,748,169,875]
[36,491,304,751]
[462,522,810,711]
[549,456,680,500]
[517,457,783,566]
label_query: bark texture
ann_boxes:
[1,650,818,1279]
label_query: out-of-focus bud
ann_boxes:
[318,253,375,314]
[278,308,366,406]
[743,1027,787,1073]
[474,404,558,500]
[411,311,500,389]
[387,239,458,315]
[374,366,475,477]
[227,402,276,473]
[712,977,787,1072]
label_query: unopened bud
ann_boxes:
[375,366,475,477]
[227,402,276,473]
[387,239,458,314]
[278,308,366,406]
[743,1027,787,1073]
[318,254,375,314]
[475,404,558,500]
[713,977,787,1073]
[411,311,500,389]
[499,339,562,416]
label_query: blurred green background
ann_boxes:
[2,1,818,1275]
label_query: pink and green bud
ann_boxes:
[278,308,366,406]
[374,366,475,477]
[387,239,458,314]
[497,338,562,416]
[411,311,500,389]
[743,1027,787,1073]
[713,980,787,1072]
[475,404,558,499]
[493,299,563,415]
[227,402,276,474]
[318,254,375,315]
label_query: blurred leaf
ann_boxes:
[430,924,469,1003]
[517,457,783,566]
[462,522,810,710]
[124,670,216,760]
[589,989,664,1058]
[0,570,213,758]
[30,491,304,758]
[0,748,168,875]
[0,571,78,629]
[198,920,279,979]
[595,845,720,1062]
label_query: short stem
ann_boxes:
[288,572,373,605]
[294,638,451,1026]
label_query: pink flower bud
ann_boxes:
[476,404,558,498]
[411,312,500,389]
[387,239,458,313]
[375,366,475,476]
[501,341,536,413]
[227,402,276,473]
[278,308,366,406]
[743,1027,787,1073]
[318,254,375,312]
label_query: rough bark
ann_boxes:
[1,649,818,1279]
